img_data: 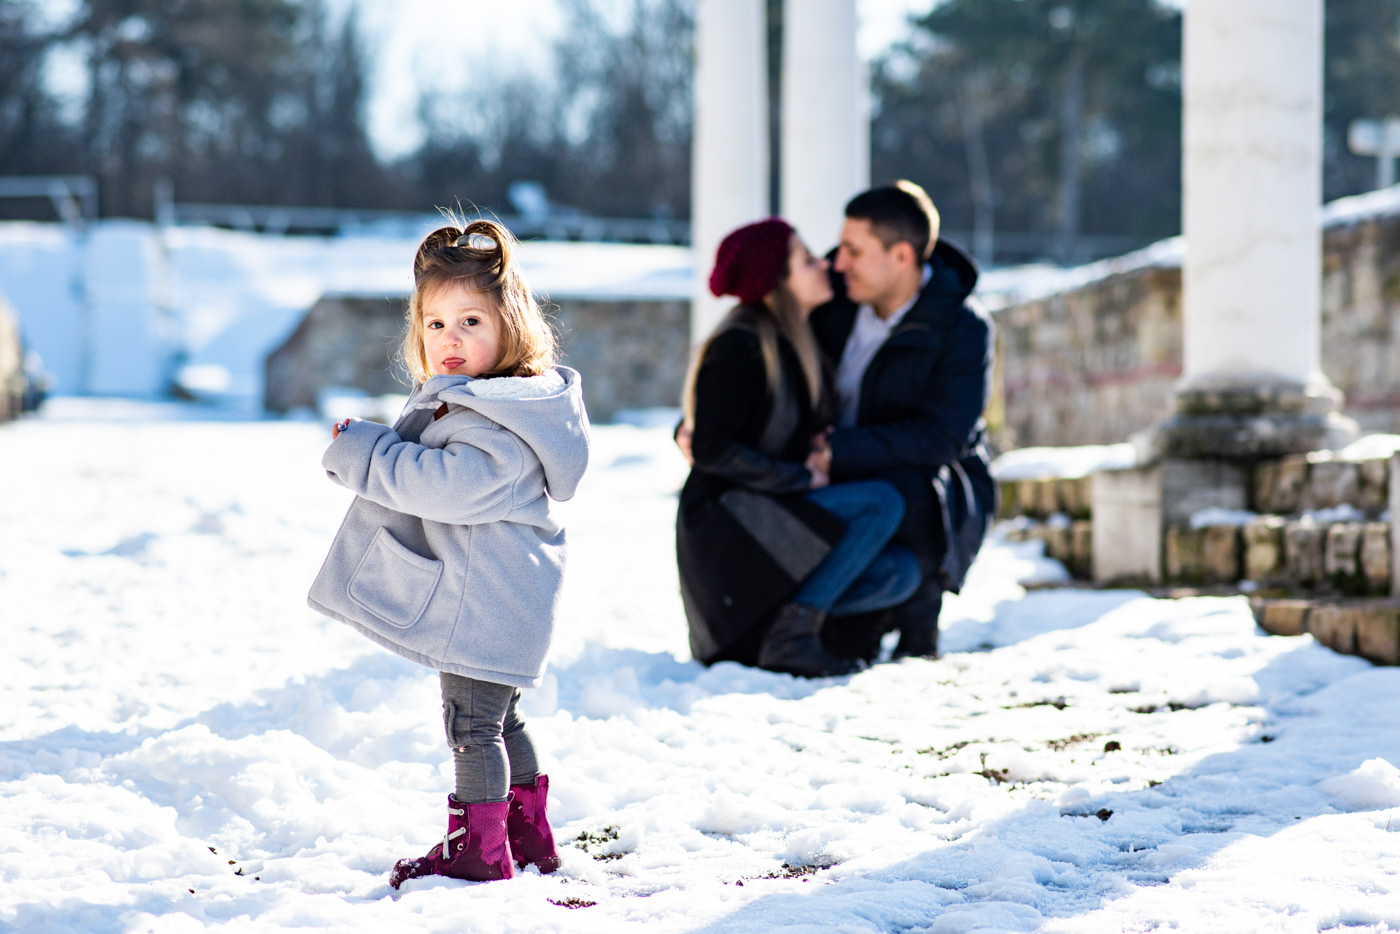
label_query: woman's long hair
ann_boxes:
[680,272,825,431]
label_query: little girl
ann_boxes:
[308,218,590,886]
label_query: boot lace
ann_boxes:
[440,804,467,856]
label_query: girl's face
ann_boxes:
[784,235,832,313]
[421,282,502,378]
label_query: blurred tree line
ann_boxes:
[1,0,1398,263]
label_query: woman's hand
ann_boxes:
[806,428,833,479]
[805,451,830,489]
[674,422,695,466]
[332,418,352,439]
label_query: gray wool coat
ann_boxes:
[308,367,590,688]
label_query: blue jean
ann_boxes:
[791,480,923,616]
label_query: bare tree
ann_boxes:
[551,0,693,218]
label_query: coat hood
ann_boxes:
[927,237,980,304]
[417,366,591,501]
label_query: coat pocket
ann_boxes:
[348,527,443,629]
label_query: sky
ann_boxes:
[340,0,942,161]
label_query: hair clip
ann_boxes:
[456,232,496,251]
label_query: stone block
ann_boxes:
[1284,521,1326,588]
[1060,476,1094,519]
[997,481,1021,519]
[1389,455,1400,598]
[1307,605,1360,655]
[1044,522,1074,565]
[1358,458,1389,515]
[1355,606,1400,665]
[1250,598,1311,637]
[1017,479,1041,517]
[1324,523,1365,593]
[1092,465,1162,585]
[1201,525,1242,584]
[1361,522,1391,595]
[1035,479,1062,517]
[1270,455,1308,514]
[1160,459,1249,527]
[1301,457,1360,513]
[1069,520,1094,579]
[1253,460,1278,514]
[1244,517,1287,583]
[1165,526,1204,584]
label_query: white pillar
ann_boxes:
[780,0,868,253]
[1166,0,1353,456]
[691,0,770,345]
[1181,0,1324,396]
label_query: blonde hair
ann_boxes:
[400,216,557,383]
[681,274,825,432]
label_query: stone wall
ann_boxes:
[1000,450,1396,594]
[264,295,408,415]
[0,292,23,421]
[1320,206,1400,431]
[264,293,689,422]
[991,200,1400,450]
[996,450,1400,664]
[553,297,689,422]
[993,263,1183,449]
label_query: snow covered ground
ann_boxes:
[3,399,1400,933]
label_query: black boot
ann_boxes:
[758,604,863,677]
[821,608,892,663]
[890,579,943,659]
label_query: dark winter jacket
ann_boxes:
[810,238,996,592]
[677,310,845,665]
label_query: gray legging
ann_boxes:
[440,672,540,804]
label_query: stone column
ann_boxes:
[1160,0,1355,458]
[780,0,868,254]
[691,0,770,345]
[1094,0,1355,585]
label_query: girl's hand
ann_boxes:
[805,452,830,489]
[332,418,352,439]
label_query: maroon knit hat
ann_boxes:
[708,218,794,304]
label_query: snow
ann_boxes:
[1340,434,1400,462]
[3,398,1399,933]
[1322,184,1400,228]
[989,443,1137,481]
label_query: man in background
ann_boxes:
[807,180,997,660]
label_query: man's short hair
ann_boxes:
[844,180,940,261]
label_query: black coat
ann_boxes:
[676,313,845,665]
[810,238,997,592]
